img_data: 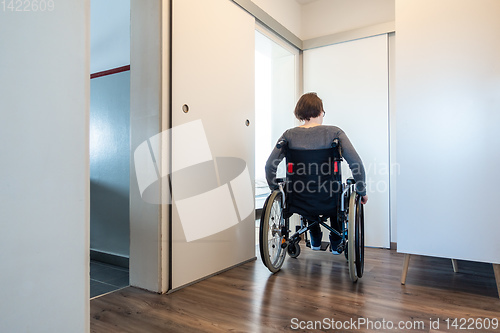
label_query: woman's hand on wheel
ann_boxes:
[361,195,368,204]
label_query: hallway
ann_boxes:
[90,261,129,298]
[90,247,499,332]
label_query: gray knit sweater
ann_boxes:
[265,125,366,196]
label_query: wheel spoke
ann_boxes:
[259,191,286,273]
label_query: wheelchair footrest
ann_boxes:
[320,241,330,251]
[305,241,330,251]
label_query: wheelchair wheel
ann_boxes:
[355,196,364,278]
[347,192,362,282]
[259,190,287,273]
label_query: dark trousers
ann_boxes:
[307,211,342,246]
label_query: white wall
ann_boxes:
[301,0,394,40]
[90,71,130,260]
[91,0,130,73]
[0,1,90,332]
[247,0,394,42]
[255,27,298,183]
[396,0,500,264]
[250,0,302,38]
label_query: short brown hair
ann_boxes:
[294,92,323,121]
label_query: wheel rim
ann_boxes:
[347,191,358,282]
[267,198,284,266]
[355,196,364,278]
[259,191,286,272]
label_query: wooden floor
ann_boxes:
[90,247,500,332]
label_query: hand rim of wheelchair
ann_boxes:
[347,192,364,282]
[259,190,287,273]
[355,194,364,278]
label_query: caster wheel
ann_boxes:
[287,242,301,258]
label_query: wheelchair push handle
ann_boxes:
[276,139,288,149]
[331,138,343,159]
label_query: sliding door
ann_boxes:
[171,0,255,289]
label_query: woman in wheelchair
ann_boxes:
[261,92,367,280]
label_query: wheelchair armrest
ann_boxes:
[346,178,356,185]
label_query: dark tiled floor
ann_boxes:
[90,260,129,299]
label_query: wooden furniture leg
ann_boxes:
[493,264,500,299]
[451,259,458,273]
[401,253,411,285]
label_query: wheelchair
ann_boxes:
[259,138,365,282]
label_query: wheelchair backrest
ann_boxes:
[284,146,342,219]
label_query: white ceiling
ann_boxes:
[294,0,319,5]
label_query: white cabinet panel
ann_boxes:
[396,0,500,264]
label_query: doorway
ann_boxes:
[254,25,299,246]
[89,0,131,298]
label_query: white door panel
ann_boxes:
[171,0,255,289]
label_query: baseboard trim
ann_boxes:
[90,249,129,268]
